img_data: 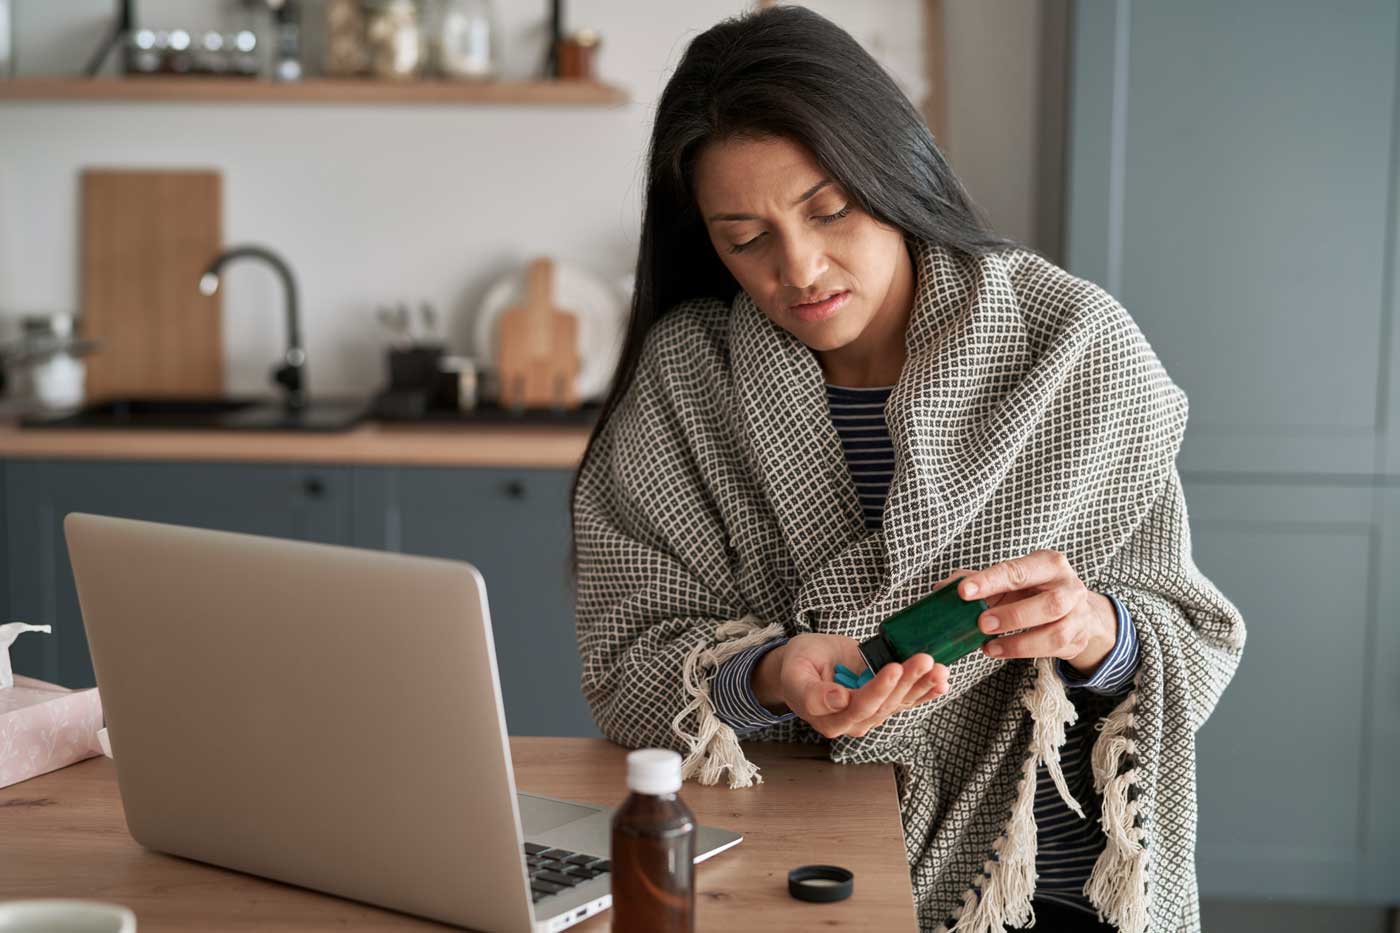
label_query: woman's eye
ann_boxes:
[816,205,852,224]
[729,235,762,255]
[726,205,851,255]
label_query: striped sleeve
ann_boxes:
[1055,593,1139,695]
[711,637,798,734]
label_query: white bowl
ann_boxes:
[0,900,136,932]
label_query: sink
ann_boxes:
[20,396,368,432]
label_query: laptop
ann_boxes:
[63,513,742,933]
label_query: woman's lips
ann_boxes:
[789,290,851,322]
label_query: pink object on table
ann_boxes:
[0,675,105,789]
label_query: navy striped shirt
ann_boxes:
[712,383,1141,917]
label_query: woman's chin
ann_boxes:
[787,317,865,354]
[797,332,846,353]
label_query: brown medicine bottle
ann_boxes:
[609,749,695,932]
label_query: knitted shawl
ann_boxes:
[572,239,1246,932]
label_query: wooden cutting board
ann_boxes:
[81,170,223,400]
[495,257,580,410]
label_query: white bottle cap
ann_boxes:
[626,748,683,795]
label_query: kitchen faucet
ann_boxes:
[198,244,306,410]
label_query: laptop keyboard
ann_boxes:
[523,842,611,903]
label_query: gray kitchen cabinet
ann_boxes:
[0,461,8,668]
[1068,0,1400,906]
[352,465,598,739]
[1184,479,1386,902]
[3,459,352,688]
[0,456,595,740]
[1368,485,1400,902]
[1067,0,1398,478]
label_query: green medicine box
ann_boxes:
[847,577,993,679]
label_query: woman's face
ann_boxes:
[693,134,911,353]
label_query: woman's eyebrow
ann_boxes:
[706,178,833,222]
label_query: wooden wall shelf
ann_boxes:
[0,76,628,107]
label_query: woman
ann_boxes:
[571,7,1245,932]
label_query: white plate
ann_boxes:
[472,260,629,402]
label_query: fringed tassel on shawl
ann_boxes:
[1024,656,1085,819]
[671,615,787,789]
[1084,689,1151,933]
[938,752,1040,933]
[936,658,1079,933]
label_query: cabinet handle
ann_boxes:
[303,476,326,499]
[503,479,526,500]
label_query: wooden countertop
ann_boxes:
[1,738,917,931]
[0,420,592,468]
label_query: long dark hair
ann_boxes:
[572,5,1014,510]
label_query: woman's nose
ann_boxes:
[777,236,828,291]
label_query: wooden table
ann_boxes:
[1,738,917,931]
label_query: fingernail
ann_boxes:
[963,581,979,597]
[826,687,847,709]
[986,641,1003,657]
[982,615,999,632]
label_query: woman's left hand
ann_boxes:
[955,549,1118,675]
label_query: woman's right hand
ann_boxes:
[750,632,949,739]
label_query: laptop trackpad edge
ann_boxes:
[517,793,603,836]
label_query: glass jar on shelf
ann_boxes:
[556,28,600,81]
[432,0,498,81]
[0,0,12,79]
[323,0,368,76]
[365,0,422,80]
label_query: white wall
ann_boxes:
[0,0,1050,398]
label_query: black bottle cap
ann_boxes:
[788,864,854,902]
[857,633,895,672]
